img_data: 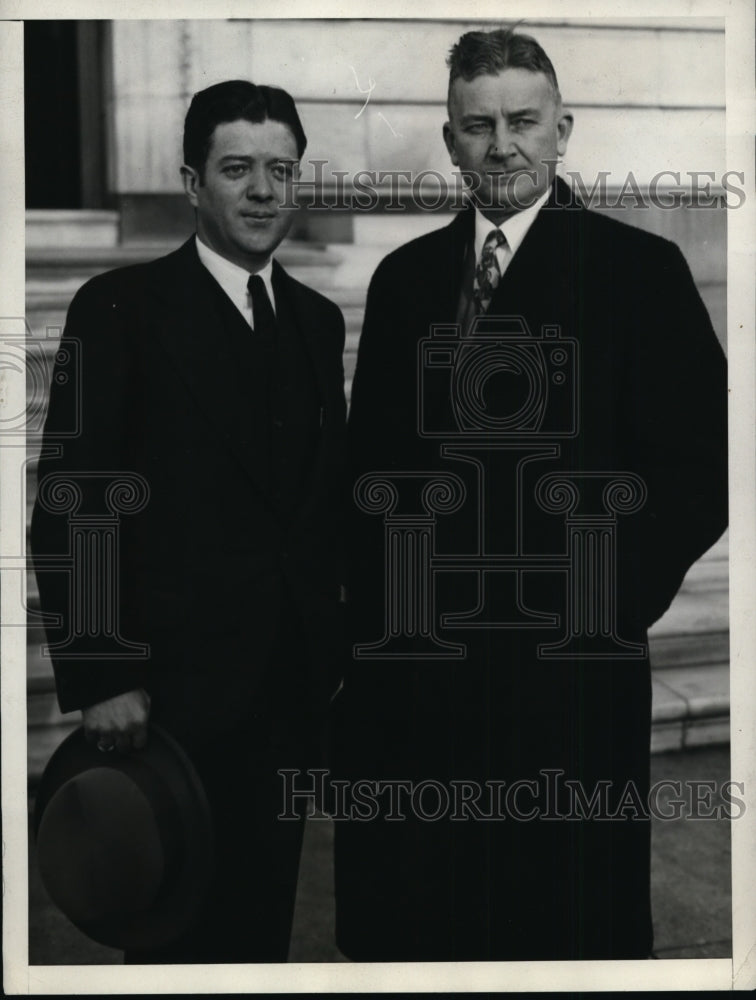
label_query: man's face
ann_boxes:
[182,117,300,270]
[443,68,573,223]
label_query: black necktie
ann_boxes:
[247,274,277,352]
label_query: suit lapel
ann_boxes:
[273,260,340,495]
[272,260,331,413]
[147,238,271,495]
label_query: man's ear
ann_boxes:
[556,111,574,157]
[181,165,200,207]
[443,122,459,167]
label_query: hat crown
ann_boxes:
[34,726,214,951]
[37,768,165,925]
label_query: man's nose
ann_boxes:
[489,123,515,158]
[245,164,274,200]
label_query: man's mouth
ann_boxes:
[241,212,276,221]
[484,170,541,191]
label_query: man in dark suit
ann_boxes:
[334,28,727,961]
[31,80,347,963]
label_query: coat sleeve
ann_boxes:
[348,254,421,481]
[346,256,409,621]
[324,296,349,586]
[616,239,728,631]
[30,275,149,712]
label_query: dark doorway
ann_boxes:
[25,21,106,209]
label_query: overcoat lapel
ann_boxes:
[147,238,271,496]
[413,179,580,332]
[434,207,473,325]
[486,177,579,327]
[412,208,473,437]
[419,180,579,433]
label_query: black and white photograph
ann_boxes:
[1,0,754,993]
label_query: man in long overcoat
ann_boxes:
[334,28,728,961]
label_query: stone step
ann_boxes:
[26,209,120,249]
[648,630,727,671]
[328,286,368,308]
[651,665,729,753]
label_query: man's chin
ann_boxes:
[234,235,287,263]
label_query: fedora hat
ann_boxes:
[33,724,214,951]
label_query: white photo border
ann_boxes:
[2,0,754,992]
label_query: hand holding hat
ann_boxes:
[82,687,151,754]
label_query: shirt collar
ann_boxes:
[195,235,275,308]
[473,188,550,262]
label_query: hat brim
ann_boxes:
[34,724,215,952]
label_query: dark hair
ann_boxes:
[183,80,307,179]
[447,28,561,107]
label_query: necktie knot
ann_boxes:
[483,228,506,253]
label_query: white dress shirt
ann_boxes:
[473,188,550,276]
[195,235,276,328]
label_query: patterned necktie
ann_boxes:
[473,228,506,315]
[247,274,277,352]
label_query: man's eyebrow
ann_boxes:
[459,113,495,125]
[217,154,299,163]
[508,107,541,117]
[459,107,542,125]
